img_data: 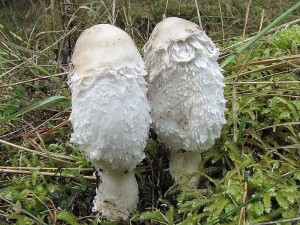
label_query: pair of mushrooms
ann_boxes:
[69,17,226,221]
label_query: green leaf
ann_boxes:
[0,95,69,124]
[140,210,168,224]
[57,210,80,225]
[262,193,271,213]
[251,202,264,217]
[11,190,27,201]
[276,195,289,210]
[293,100,300,110]
[31,170,39,186]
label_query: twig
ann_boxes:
[242,0,252,45]
[233,54,300,68]
[194,0,203,30]
[163,0,168,19]
[0,168,96,180]
[0,166,91,171]
[258,9,265,32]
[0,72,68,88]
[238,171,249,225]
[32,120,70,141]
[112,0,116,25]
[0,139,75,163]
[256,122,300,132]
[226,58,300,80]
[241,93,300,99]
[218,0,225,45]
[25,108,70,137]
[225,81,300,85]
[251,217,300,225]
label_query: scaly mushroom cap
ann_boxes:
[69,24,151,219]
[144,17,200,52]
[69,24,151,172]
[144,17,226,152]
[71,24,144,75]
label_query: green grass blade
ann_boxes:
[220,1,300,68]
[29,61,52,76]
[0,16,16,43]
[0,194,48,225]
[0,95,69,124]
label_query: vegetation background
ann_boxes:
[0,0,299,224]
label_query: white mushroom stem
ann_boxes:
[169,151,202,188]
[93,170,138,220]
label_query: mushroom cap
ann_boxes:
[71,24,143,74]
[144,17,200,52]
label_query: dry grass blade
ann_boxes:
[256,122,300,132]
[0,139,74,163]
[251,217,300,225]
[0,72,67,88]
[0,168,96,180]
[226,56,300,80]
[0,25,77,78]
[225,81,300,85]
[242,0,252,45]
[0,166,91,171]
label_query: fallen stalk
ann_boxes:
[235,54,300,67]
[251,217,300,225]
[0,166,91,171]
[0,168,96,180]
[256,121,300,132]
[225,81,300,85]
[0,72,68,88]
[0,139,75,163]
[226,59,300,80]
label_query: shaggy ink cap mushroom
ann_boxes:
[69,24,151,220]
[144,17,226,187]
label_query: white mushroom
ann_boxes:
[69,24,151,220]
[144,17,226,187]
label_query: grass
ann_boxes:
[0,0,300,224]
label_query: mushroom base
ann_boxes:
[169,151,202,188]
[93,170,138,221]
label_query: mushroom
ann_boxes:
[69,24,151,220]
[144,17,226,187]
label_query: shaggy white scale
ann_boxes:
[144,17,226,187]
